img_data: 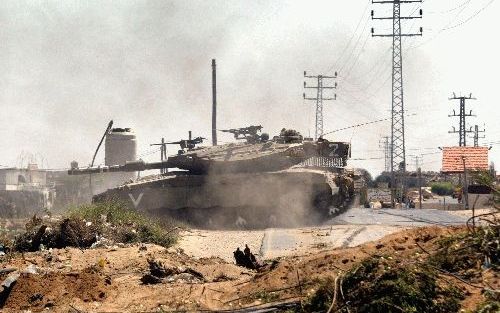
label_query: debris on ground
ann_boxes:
[7,201,180,253]
[141,259,205,284]
[0,224,498,312]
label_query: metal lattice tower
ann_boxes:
[303,72,337,140]
[448,93,476,146]
[379,136,391,172]
[471,125,486,147]
[372,0,422,204]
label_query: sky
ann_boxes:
[0,0,498,176]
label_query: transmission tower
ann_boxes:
[371,0,422,205]
[409,154,423,172]
[303,71,337,140]
[448,93,476,146]
[471,124,485,147]
[379,136,391,172]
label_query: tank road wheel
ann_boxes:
[313,191,334,218]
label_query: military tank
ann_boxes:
[69,127,356,228]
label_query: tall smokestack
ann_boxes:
[211,59,218,146]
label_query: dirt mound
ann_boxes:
[225,226,498,312]
[1,267,111,312]
[0,226,497,312]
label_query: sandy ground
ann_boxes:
[178,206,480,261]
[179,225,404,262]
[1,207,497,312]
[1,226,497,312]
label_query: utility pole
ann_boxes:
[418,167,422,209]
[448,93,476,146]
[379,136,391,172]
[471,124,485,147]
[371,0,423,207]
[303,72,338,140]
[462,156,469,211]
[211,59,218,146]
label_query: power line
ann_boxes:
[442,0,495,31]
[428,0,472,14]
[338,19,371,76]
[406,0,496,51]
[350,157,385,161]
[323,113,417,136]
[342,3,421,95]
[325,0,371,75]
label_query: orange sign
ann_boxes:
[442,147,489,173]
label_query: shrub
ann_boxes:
[474,290,500,313]
[301,257,464,313]
[430,182,455,196]
[68,201,179,248]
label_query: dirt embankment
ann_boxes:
[1,268,109,310]
[0,226,498,312]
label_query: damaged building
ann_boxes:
[0,164,55,217]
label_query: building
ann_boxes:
[0,164,55,217]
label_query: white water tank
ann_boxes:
[105,128,137,166]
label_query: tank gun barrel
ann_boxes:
[68,160,173,175]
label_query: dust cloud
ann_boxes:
[0,1,422,176]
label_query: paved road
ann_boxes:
[328,207,468,227]
[178,207,471,261]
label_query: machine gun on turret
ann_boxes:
[219,125,268,143]
[166,136,205,154]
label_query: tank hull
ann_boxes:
[94,168,354,228]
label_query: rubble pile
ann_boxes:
[5,202,179,253]
[13,216,97,252]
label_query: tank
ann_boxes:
[69,128,357,228]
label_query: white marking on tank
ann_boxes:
[128,193,144,209]
[235,216,247,228]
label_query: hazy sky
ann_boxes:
[0,0,498,175]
